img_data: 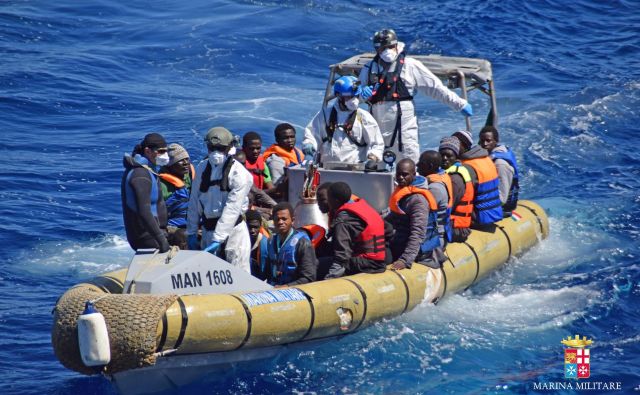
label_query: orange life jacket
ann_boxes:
[299,224,326,249]
[389,185,438,214]
[388,185,441,253]
[158,164,196,188]
[336,198,385,262]
[263,144,305,167]
[445,164,474,229]
[244,154,268,189]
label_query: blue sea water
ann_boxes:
[1,0,639,394]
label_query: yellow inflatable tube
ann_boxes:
[52,200,548,375]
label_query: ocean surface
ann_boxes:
[1,0,639,394]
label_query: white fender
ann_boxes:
[77,301,111,367]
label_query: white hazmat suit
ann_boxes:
[359,42,468,163]
[303,101,384,164]
[187,155,253,273]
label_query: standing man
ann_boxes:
[187,126,253,272]
[159,143,193,229]
[303,76,384,164]
[478,126,519,214]
[359,29,472,163]
[121,133,171,252]
[268,202,318,287]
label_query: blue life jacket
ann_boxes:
[125,155,159,216]
[462,156,503,225]
[268,230,310,285]
[251,234,270,281]
[491,145,520,211]
[160,172,191,228]
[427,169,454,244]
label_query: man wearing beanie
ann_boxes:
[187,126,253,273]
[451,129,503,227]
[159,143,193,229]
[121,132,171,252]
[439,136,473,242]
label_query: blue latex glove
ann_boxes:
[460,103,473,117]
[361,85,374,100]
[302,143,316,156]
[204,241,221,255]
[187,234,199,250]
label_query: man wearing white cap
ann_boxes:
[187,127,253,272]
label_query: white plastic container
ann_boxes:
[77,301,111,367]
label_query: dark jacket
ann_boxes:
[387,193,428,268]
[121,154,169,252]
[331,210,386,274]
[286,237,318,286]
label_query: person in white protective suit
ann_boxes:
[359,29,473,163]
[186,126,253,273]
[302,76,384,164]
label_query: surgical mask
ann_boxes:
[380,48,397,63]
[155,153,170,167]
[208,151,226,166]
[345,97,360,111]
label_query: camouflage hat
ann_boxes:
[204,126,234,147]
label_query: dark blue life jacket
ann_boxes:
[491,145,520,211]
[268,230,310,285]
[125,156,159,216]
[251,234,270,281]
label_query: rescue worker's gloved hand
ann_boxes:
[460,103,473,117]
[204,241,221,254]
[302,143,316,156]
[361,85,374,100]
[187,234,199,250]
[159,238,171,253]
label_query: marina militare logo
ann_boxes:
[562,335,592,379]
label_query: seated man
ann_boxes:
[453,130,503,225]
[263,123,305,199]
[417,150,453,247]
[439,136,473,242]
[387,159,442,270]
[268,202,318,287]
[242,131,274,191]
[246,209,270,281]
[159,143,194,229]
[325,182,386,278]
[478,125,519,214]
[302,76,384,164]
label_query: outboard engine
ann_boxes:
[294,154,328,232]
[293,197,328,231]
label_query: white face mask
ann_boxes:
[344,97,360,111]
[380,48,397,63]
[155,153,170,167]
[208,151,226,166]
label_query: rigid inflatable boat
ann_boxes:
[51,54,547,394]
[52,200,547,394]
